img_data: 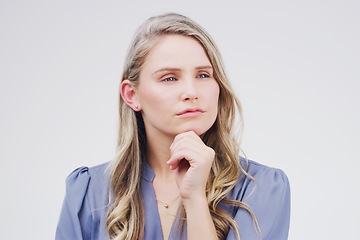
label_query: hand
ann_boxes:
[167,131,215,200]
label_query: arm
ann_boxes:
[226,165,291,240]
[182,196,218,240]
[55,167,91,240]
[167,131,218,240]
[258,169,291,240]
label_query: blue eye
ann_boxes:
[162,77,177,82]
[197,73,210,78]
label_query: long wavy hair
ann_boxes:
[106,13,259,240]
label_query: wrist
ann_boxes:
[182,194,208,210]
[182,194,217,240]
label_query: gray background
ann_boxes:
[1,0,359,239]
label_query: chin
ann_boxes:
[179,125,210,136]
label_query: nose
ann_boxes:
[181,79,198,102]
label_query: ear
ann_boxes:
[120,80,141,111]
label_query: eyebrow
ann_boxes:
[195,65,213,70]
[152,68,181,76]
[152,65,213,76]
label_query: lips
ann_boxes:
[176,108,204,117]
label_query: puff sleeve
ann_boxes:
[226,163,291,240]
[56,167,91,240]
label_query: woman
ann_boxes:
[56,13,290,240]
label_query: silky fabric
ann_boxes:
[56,158,290,240]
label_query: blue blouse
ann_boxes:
[56,159,290,240]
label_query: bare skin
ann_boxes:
[121,35,219,239]
[146,127,181,239]
[152,172,181,239]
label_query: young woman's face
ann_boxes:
[136,34,220,139]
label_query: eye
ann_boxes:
[162,77,177,82]
[197,73,210,78]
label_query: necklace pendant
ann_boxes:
[164,203,169,208]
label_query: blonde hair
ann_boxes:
[106,13,259,240]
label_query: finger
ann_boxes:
[170,131,200,149]
[167,149,197,170]
[170,133,203,155]
[176,158,190,180]
[170,141,201,159]
[169,138,213,170]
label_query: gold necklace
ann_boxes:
[155,195,181,209]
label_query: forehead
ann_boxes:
[142,34,212,71]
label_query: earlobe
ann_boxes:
[120,80,141,111]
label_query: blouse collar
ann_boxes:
[141,159,155,182]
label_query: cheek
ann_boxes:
[139,86,175,111]
[212,85,220,116]
[209,83,220,104]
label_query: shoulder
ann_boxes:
[229,158,291,239]
[65,162,110,189]
[64,162,111,208]
[232,157,290,205]
[240,157,289,186]
[57,162,111,239]
[244,158,289,187]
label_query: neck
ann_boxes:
[146,132,174,178]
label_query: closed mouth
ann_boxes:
[177,108,204,116]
